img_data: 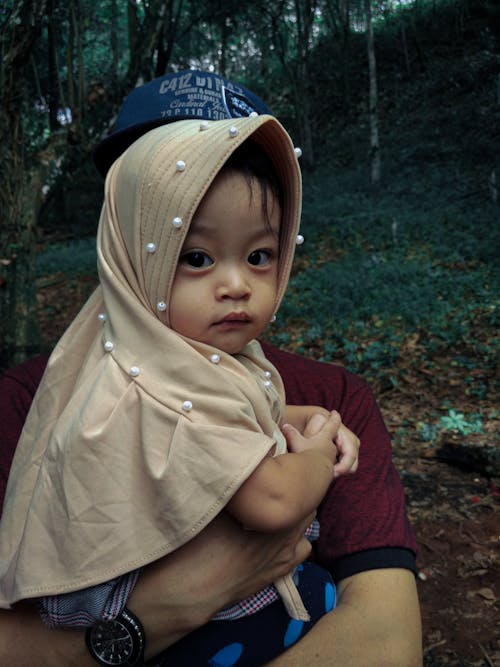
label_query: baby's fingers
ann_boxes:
[333,452,359,477]
[333,425,360,477]
[303,411,329,438]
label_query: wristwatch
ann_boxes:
[85,607,145,666]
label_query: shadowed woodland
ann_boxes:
[0,0,499,664]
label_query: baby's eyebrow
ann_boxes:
[245,224,281,242]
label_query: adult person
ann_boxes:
[0,71,422,666]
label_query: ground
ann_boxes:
[37,273,499,666]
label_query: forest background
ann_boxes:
[0,0,499,664]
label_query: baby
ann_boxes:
[0,115,359,667]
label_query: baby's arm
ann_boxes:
[226,411,340,533]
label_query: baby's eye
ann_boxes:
[180,251,213,269]
[248,250,272,266]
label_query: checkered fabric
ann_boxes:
[39,569,140,628]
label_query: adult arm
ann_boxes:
[0,567,421,667]
[0,512,314,666]
[267,568,422,667]
[262,342,422,664]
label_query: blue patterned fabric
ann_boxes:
[147,561,336,667]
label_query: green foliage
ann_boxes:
[261,0,500,383]
[9,0,499,388]
[417,409,485,442]
[439,409,484,435]
[36,239,97,277]
[266,141,499,380]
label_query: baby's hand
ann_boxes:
[333,423,360,477]
[282,410,341,460]
[283,407,360,477]
[302,410,331,438]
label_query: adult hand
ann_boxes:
[0,511,314,666]
[130,511,315,659]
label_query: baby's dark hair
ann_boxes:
[223,139,283,229]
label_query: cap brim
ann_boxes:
[93,119,177,178]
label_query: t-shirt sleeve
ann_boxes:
[0,355,49,511]
[261,342,417,581]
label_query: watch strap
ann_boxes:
[122,607,146,664]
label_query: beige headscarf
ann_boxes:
[0,115,305,616]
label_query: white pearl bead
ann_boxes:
[172,217,183,228]
[294,147,302,158]
[176,160,186,172]
[182,400,193,411]
[270,314,277,323]
[157,301,167,312]
[264,370,272,378]
[103,341,114,352]
[263,380,272,389]
[129,366,140,377]
[146,242,157,253]
[97,313,106,322]
[199,120,209,131]
[210,353,221,364]
[249,111,258,118]
[296,234,305,245]
[228,126,239,137]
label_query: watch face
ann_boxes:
[86,610,144,666]
[89,619,135,664]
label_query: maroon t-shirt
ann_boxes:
[0,346,417,582]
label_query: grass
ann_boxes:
[35,164,499,387]
[36,237,98,278]
[264,133,499,387]
[35,99,499,398]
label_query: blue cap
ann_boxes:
[93,70,271,176]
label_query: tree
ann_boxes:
[0,0,48,368]
[322,0,354,105]
[366,0,380,184]
[126,0,185,87]
[261,0,320,167]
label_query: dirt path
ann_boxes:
[380,390,499,666]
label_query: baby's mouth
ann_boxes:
[213,312,251,326]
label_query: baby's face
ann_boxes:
[169,169,281,354]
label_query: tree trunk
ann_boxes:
[111,0,119,93]
[47,0,59,130]
[269,0,317,168]
[67,1,76,116]
[292,64,315,167]
[323,0,352,111]
[73,0,85,124]
[156,0,184,77]
[401,22,411,78]
[366,0,380,185]
[127,1,169,89]
[218,14,228,77]
[0,0,48,370]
